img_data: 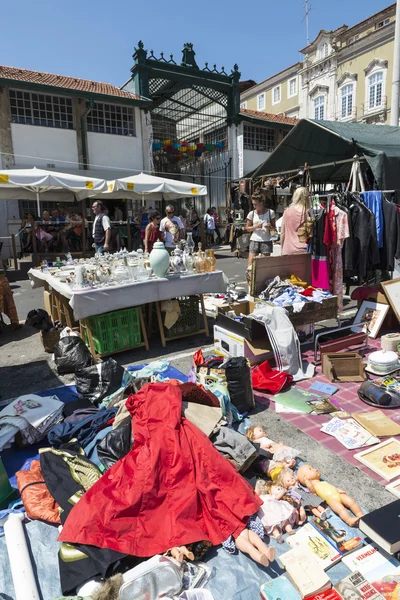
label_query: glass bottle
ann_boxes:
[186,231,195,254]
[195,242,206,274]
[205,249,216,272]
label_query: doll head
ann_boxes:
[297,465,321,487]
[277,468,297,489]
[263,481,286,500]
[245,425,266,442]
[255,479,268,496]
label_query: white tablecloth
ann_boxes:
[28,268,228,320]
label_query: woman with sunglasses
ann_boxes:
[144,210,164,253]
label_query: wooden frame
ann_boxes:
[382,278,400,323]
[354,438,400,481]
[385,478,400,498]
[351,300,390,339]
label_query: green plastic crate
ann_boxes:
[165,296,200,339]
[84,307,142,355]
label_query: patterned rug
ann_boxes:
[254,337,400,487]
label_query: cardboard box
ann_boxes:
[217,303,266,342]
[322,352,366,382]
[214,324,272,365]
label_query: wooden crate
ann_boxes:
[322,352,366,382]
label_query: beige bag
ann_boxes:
[297,208,313,243]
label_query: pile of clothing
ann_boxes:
[4,357,295,599]
[259,275,333,313]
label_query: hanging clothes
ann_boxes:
[344,200,380,281]
[381,192,400,271]
[310,207,329,290]
[361,191,383,248]
[324,201,349,312]
[58,383,262,556]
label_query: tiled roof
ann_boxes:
[240,108,298,125]
[0,65,141,100]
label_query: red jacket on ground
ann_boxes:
[58,382,261,556]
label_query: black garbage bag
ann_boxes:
[220,357,255,414]
[75,358,125,406]
[54,336,93,375]
[25,308,53,332]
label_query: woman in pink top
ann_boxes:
[281,187,311,255]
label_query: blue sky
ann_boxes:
[0,0,393,86]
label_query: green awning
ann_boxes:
[248,119,400,189]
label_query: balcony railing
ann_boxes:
[362,96,387,116]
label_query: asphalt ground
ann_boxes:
[0,249,393,512]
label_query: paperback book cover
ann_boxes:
[321,417,380,450]
[334,571,384,599]
[273,388,324,414]
[342,544,400,584]
[306,397,342,415]
[279,549,331,598]
[307,591,341,600]
[260,575,301,600]
[311,516,363,556]
[287,523,342,570]
[352,410,400,438]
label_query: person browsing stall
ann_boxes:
[160,205,185,253]
[144,210,164,253]
[246,192,276,265]
[91,201,111,253]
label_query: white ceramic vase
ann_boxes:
[149,241,170,278]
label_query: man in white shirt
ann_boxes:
[92,201,111,253]
[160,205,185,252]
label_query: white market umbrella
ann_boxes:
[107,172,207,203]
[0,167,108,214]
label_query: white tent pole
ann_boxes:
[36,191,40,216]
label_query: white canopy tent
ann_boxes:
[0,168,108,214]
[105,172,207,202]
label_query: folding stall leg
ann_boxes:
[155,301,167,348]
[138,306,150,351]
[199,294,210,337]
[80,318,98,361]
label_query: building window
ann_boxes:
[321,42,329,59]
[348,34,360,44]
[341,84,354,118]
[368,72,383,109]
[257,94,265,110]
[86,102,135,135]
[9,89,74,129]
[288,78,297,98]
[243,125,275,152]
[240,101,247,109]
[376,18,390,30]
[272,86,281,105]
[314,95,325,120]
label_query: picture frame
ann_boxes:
[351,300,389,339]
[354,438,400,481]
[381,278,400,323]
[385,478,400,498]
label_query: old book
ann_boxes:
[353,410,400,438]
[287,523,342,570]
[260,575,301,600]
[342,544,400,582]
[359,501,400,555]
[334,570,384,599]
[279,549,331,598]
[310,515,363,556]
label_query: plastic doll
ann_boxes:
[222,515,276,567]
[277,468,330,520]
[256,478,307,525]
[257,481,299,543]
[246,425,299,468]
[168,546,195,562]
[297,465,364,527]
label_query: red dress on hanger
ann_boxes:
[58,383,262,556]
